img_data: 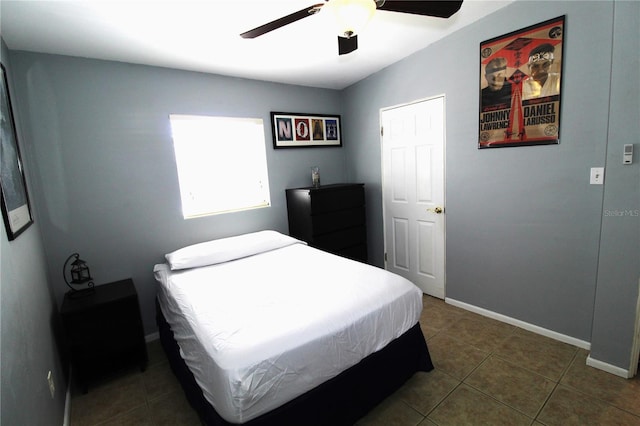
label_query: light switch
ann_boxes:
[624,144,633,164]
[590,167,604,185]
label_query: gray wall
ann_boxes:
[591,0,640,369]
[342,0,639,370]
[1,40,67,426]
[9,53,347,334]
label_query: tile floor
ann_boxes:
[69,295,640,425]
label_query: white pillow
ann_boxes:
[165,230,304,270]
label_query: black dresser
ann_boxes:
[286,183,367,262]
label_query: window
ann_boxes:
[169,115,271,218]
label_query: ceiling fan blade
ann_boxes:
[240,3,323,39]
[378,1,463,18]
[338,35,358,55]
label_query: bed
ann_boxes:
[154,230,433,425]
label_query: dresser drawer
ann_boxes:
[63,297,139,338]
[310,187,364,214]
[311,207,365,235]
[313,226,367,252]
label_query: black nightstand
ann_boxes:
[60,278,148,392]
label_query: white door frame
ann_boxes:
[380,94,446,297]
[629,278,640,377]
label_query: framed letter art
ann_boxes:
[271,112,342,148]
[479,16,565,148]
[1,64,34,240]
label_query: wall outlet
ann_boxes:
[47,371,55,399]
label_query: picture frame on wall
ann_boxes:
[479,15,565,148]
[1,64,34,240]
[271,112,342,148]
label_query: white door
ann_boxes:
[381,96,445,298]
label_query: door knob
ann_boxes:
[427,206,444,214]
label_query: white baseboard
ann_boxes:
[586,355,631,378]
[629,278,640,377]
[62,368,71,426]
[445,297,591,350]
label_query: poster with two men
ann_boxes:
[479,16,565,148]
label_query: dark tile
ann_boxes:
[465,355,556,417]
[70,374,146,425]
[420,297,466,331]
[420,322,440,340]
[100,405,154,426]
[538,385,640,426]
[142,361,182,402]
[427,333,489,380]
[148,390,201,426]
[355,393,425,426]
[493,328,577,381]
[427,384,532,426]
[561,349,640,417]
[396,370,460,415]
[443,316,516,353]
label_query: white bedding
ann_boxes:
[154,233,423,424]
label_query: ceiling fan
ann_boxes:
[240,0,464,55]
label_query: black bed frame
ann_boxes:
[156,299,434,425]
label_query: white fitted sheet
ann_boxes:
[154,241,422,424]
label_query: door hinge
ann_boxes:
[380,126,384,137]
[384,252,387,262]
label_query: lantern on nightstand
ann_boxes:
[63,253,95,298]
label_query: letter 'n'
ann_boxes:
[278,119,292,140]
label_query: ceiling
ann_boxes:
[1,0,513,90]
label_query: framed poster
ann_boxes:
[271,112,342,148]
[479,16,565,148]
[1,64,34,240]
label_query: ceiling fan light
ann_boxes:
[325,0,376,38]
